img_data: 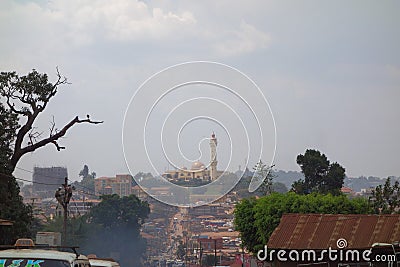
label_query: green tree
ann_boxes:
[234,192,371,253]
[0,101,33,244]
[0,69,102,244]
[370,177,400,214]
[293,149,345,195]
[86,194,150,267]
[79,165,89,178]
[233,197,258,252]
[41,215,93,247]
[231,169,287,198]
[250,160,274,195]
[75,164,96,193]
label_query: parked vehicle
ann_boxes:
[89,258,120,267]
[36,232,62,246]
[0,239,90,267]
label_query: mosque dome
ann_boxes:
[191,161,206,170]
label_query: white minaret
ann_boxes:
[210,132,218,180]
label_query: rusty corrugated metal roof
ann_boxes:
[267,214,400,249]
[0,219,13,226]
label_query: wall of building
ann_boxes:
[32,167,67,197]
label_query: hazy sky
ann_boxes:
[1,0,399,182]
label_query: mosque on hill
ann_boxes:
[162,133,223,182]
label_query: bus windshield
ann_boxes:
[0,258,70,267]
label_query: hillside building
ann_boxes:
[32,166,67,197]
[94,174,133,196]
[162,133,223,182]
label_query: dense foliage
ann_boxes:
[292,149,345,195]
[250,160,274,194]
[73,164,96,193]
[41,215,90,247]
[370,177,400,214]
[86,194,150,266]
[0,102,33,244]
[41,194,150,266]
[234,192,372,253]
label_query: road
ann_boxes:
[167,208,187,258]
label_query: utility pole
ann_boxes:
[55,177,73,246]
[185,235,188,267]
[242,246,244,267]
[214,239,217,267]
[199,241,202,267]
[62,177,68,245]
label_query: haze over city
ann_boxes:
[1,1,399,181]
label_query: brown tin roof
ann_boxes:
[267,213,400,249]
[0,219,13,226]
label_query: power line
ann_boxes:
[1,172,98,206]
[11,166,140,199]
[14,176,61,186]
[0,171,62,186]
[75,189,99,197]
[1,170,100,198]
[15,166,98,195]
[70,182,98,195]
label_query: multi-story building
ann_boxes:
[94,174,133,196]
[32,167,68,198]
[188,203,226,217]
[68,198,101,216]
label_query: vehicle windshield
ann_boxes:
[0,258,70,267]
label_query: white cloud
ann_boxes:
[1,0,197,47]
[0,0,272,61]
[68,1,196,42]
[214,21,272,57]
[105,7,196,41]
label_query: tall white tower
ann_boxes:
[210,132,218,180]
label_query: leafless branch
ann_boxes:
[2,68,103,173]
[51,140,66,151]
[55,66,70,85]
[10,115,103,169]
[49,116,57,136]
[76,114,103,124]
[27,127,43,145]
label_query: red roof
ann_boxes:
[341,187,353,193]
[267,213,400,249]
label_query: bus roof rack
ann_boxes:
[0,245,81,256]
